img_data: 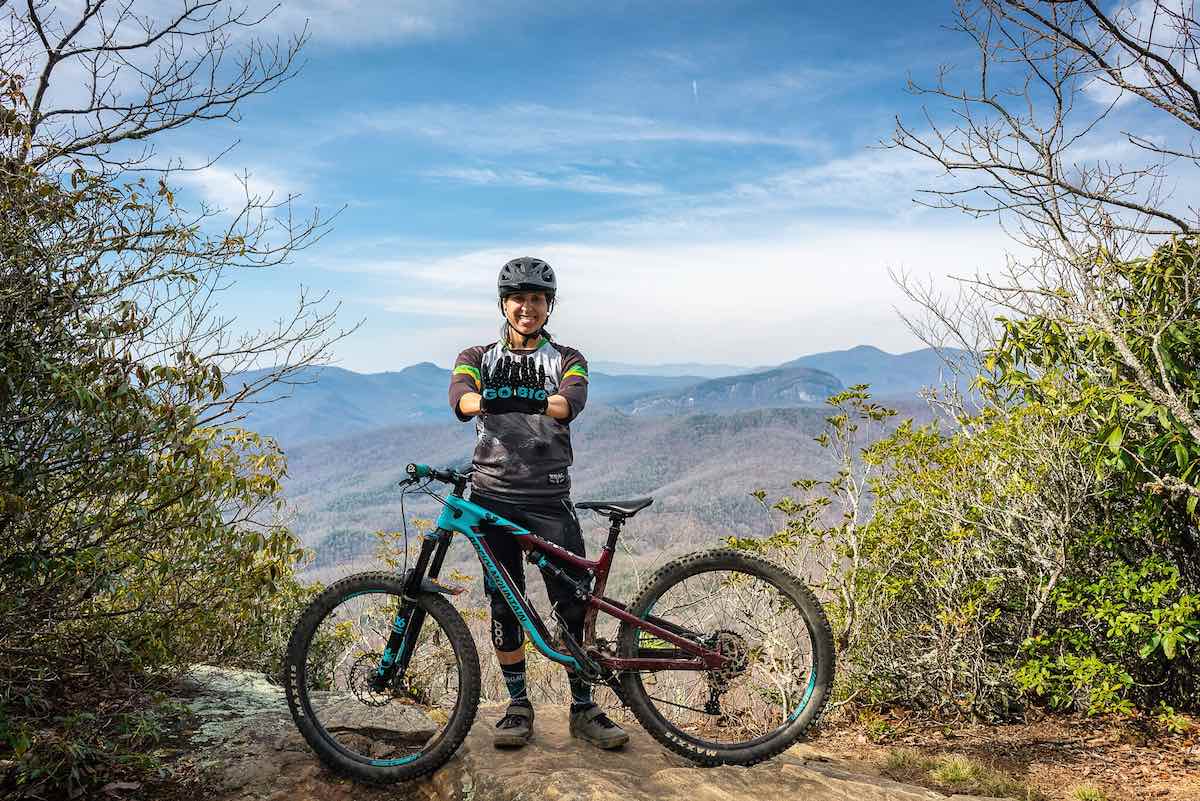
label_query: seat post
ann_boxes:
[603,516,625,551]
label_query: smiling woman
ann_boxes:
[445,256,630,749]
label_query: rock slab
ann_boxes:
[172,666,1006,801]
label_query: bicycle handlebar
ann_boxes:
[405,463,467,487]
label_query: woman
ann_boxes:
[447,256,628,750]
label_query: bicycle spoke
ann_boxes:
[629,565,818,747]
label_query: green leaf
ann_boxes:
[1187,495,1198,517]
[1163,633,1177,660]
[1105,426,1124,455]
[1140,633,1162,659]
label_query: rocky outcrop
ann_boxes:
[171,666,1006,801]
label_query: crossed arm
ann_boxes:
[456,392,572,420]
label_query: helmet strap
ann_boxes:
[506,319,543,349]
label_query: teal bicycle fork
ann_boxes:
[370,480,583,694]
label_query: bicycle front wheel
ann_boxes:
[283,571,480,784]
[616,549,834,766]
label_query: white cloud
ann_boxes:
[255,0,616,46]
[425,166,664,196]
[263,0,448,44]
[522,146,947,245]
[173,163,300,212]
[733,147,940,213]
[350,103,818,153]
[323,222,1017,370]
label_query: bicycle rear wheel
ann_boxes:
[616,549,834,766]
[283,571,480,783]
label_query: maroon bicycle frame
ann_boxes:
[472,519,728,672]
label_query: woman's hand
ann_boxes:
[479,355,550,415]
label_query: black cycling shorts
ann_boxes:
[469,493,587,653]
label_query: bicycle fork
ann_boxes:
[369,528,455,692]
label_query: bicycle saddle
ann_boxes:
[574,497,653,518]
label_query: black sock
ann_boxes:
[567,671,592,711]
[501,660,528,705]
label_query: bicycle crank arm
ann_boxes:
[557,627,604,681]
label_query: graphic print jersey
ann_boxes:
[448,338,589,502]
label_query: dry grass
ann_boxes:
[885,748,1044,800]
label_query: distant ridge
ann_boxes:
[779,345,974,398]
[589,360,753,378]
[617,366,843,416]
[221,345,974,447]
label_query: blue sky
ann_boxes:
[154,1,1029,372]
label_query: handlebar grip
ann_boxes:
[406,463,432,479]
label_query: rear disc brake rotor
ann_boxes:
[706,628,751,690]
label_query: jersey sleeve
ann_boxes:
[448,345,485,422]
[556,345,589,424]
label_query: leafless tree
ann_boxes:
[2,0,353,398]
[889,0,1200,498]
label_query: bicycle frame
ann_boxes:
[377,488,727,687]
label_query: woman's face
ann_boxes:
[503,291,550,338]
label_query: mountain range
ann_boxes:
[223,343,970,578]
[223,345,970,448]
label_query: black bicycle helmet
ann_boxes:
[497,257,556,298]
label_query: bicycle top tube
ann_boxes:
[434,494,532,539]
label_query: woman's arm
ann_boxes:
[457,392,482,417]
[462,391,570,420]
[547,394,571,420]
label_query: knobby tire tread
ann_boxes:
[616,549,835,767]
[283,571,481,784]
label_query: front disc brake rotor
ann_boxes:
[348,652,393,707]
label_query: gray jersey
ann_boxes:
[448,337,588,502]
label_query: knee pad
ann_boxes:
[488,594,525,652]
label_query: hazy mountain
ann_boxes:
[589,360,753,378]
[778,345,974,398]
[223,345,973,448]
[224,363,710,446]
[222,363,450,446]
[616,366,844,416]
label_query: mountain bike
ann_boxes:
[283,463,834,784]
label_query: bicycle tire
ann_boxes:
[616,548,834,766]
[283,571,480,784]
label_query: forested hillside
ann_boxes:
[615,365,844,415]
[282,399,934,582]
